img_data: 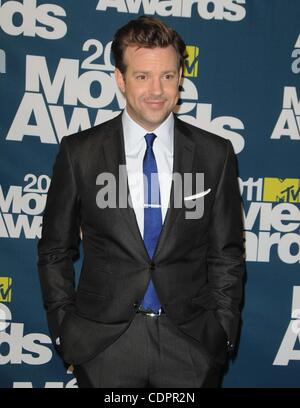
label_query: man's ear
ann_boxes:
[178,66,183,85]
[115,68,126,94]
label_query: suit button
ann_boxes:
[149,262,155,270]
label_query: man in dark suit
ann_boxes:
[37,16,245,388]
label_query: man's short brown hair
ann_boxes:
[111,16,187,74]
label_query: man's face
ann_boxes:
[115,45,182,131]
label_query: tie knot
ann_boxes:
[144,133,156,149]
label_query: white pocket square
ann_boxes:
[184,188,211,201]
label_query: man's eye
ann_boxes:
[136,75,146,80]
[164,74,174,80]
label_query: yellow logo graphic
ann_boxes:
[0,277,12,302]
[184,46,200,77]
[263,178,300,203]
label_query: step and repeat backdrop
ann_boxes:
[0,0,299,388]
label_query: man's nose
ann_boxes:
[150,77,163,95]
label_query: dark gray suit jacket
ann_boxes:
[37,113,245,366]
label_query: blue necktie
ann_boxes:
[140,133,162,312]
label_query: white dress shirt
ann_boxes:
[122,108,174,238]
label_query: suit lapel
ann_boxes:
[101,113,196,262]
[153,116,196,260]
[101,115,150,261]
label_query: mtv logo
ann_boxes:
[184,46,199,77]
[263,178,300,203]
[0,277,12,302]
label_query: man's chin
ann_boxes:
[126,107,171,130]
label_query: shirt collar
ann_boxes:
[122,108,174,155]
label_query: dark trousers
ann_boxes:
[73,312,224,388]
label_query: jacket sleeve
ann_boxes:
[207,139,245,354]
[37,136,81,357]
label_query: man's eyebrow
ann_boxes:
[161,70,177,74]
[132,70,177,74]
